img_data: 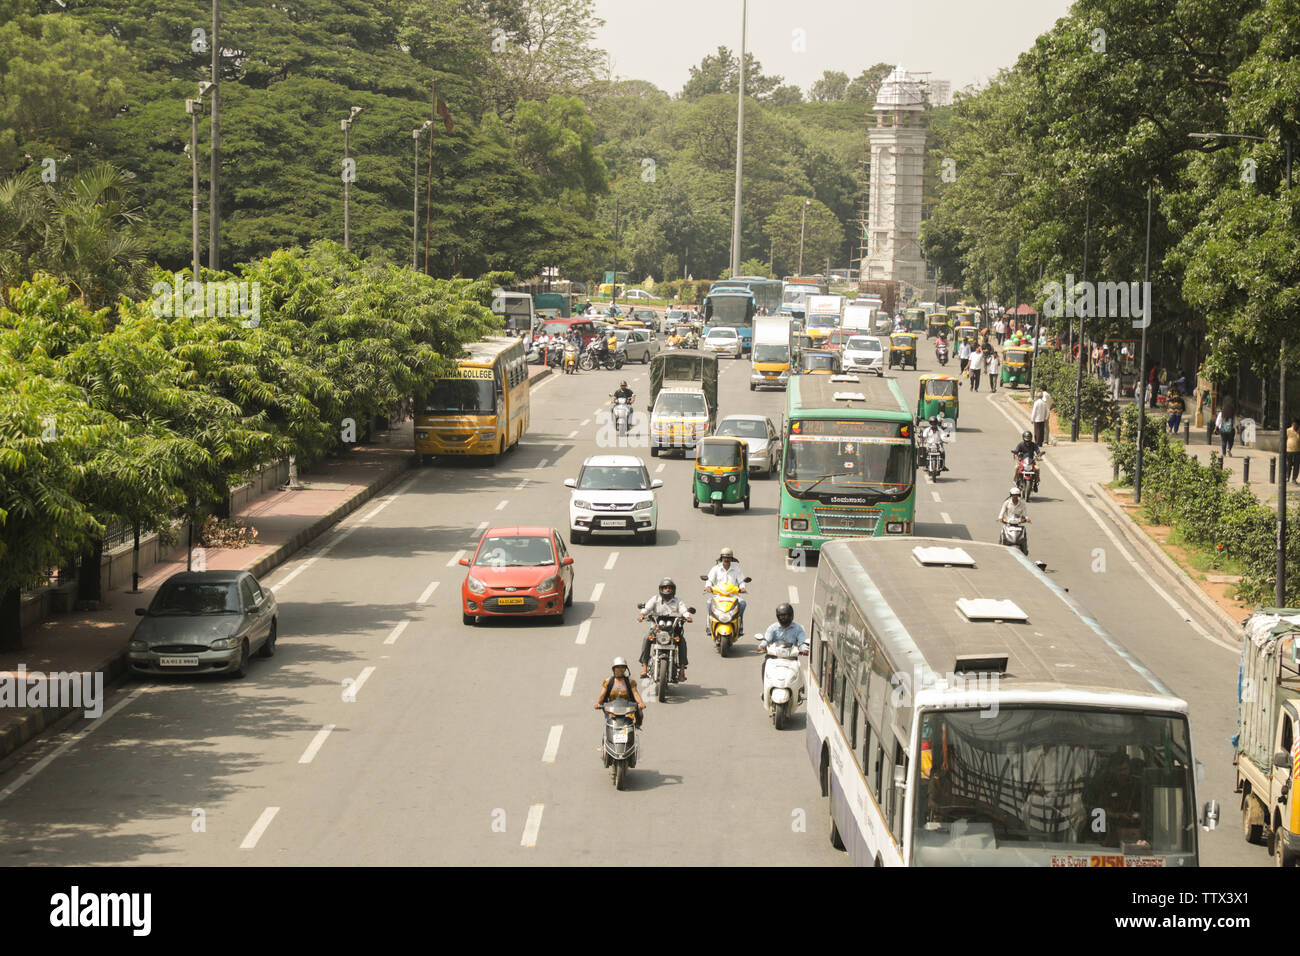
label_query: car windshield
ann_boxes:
[706,329,737,340]
[151,581,240,615]
[475,536,556,567]
[698,442,743,467]
[578,465,649,490]
[803,354,836,370]
[752,343,788,362]
[847,337,880,351]
[717,419,767,439]
[419,378,496,415]
[655,393,707,415]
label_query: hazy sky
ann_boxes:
[592,0,1076,98]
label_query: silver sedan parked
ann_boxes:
[128,570,278,678]
[715,414,781,477]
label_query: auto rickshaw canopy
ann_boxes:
[890,332,918,348]
[1003,348,1031,366]
[800,349,839,373]
[918,374,959,399]
[696,436,746,469]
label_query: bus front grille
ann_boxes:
[813,509,881,536]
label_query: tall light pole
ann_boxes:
[798,198,810,274]
[341,106,363,251]
[1071,189,1091,441]
[1190,130,1292,605]
[209,0,220,270]
[728,0,747,277]
[412,120,432,270]
[186,81,212,287]
[1134,183,1154,505]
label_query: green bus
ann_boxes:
[778,374,916,555]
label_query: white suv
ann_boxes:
[564,455,662,545]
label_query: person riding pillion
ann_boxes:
[638,577,692,681]
[760,603,808,683]
[705,547,747,635]
[595,657,646,727]
[919,415,951,472]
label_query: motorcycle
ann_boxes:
[999,514,1029,555]
[563,342,579,374]
[1015,452,1041,500]
[935,341,949,367]
[601,700,639,790]
[757,635,807,730]
[610,394,632,435]
[925,437,945,481]
[700,575,750,657]
[579,341,627,371]
[636,605,694,701]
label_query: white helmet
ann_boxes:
[1009,486,1021,496]
[612,657,629,671]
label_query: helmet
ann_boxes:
[718,547,736,562]
[775,603,794,626]
[929,416,940,427]
[611,657,629,672]
[658,577,676,599]
[1009,486,1021,496]
[1022,430,1032,442]
[619,380,628,389]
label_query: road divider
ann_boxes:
[604,552,619,570]
[495,500,508,511]
[941,512,952,524]
[446,549,465,567]
[575,621,590,645]
[788,585,799,604]
[342,666,376,702]
[589,583,604,603]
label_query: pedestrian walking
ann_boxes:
[969,346,984,391]
[1031,390,1051,447]
[958,339,972,373]
[1214,398,1236,458]
[995,316,1006,345]
[1287,419,1300,483]
[1108,357,1122,400]
[1148,361,1161,410]
[1166,390,1184,436]
[987,349,1000,392]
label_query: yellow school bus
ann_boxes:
[414,337,530,464]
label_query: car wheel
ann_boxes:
[230,640,250,679]
[565,583,574,607]
[257,619,277,658]
[553,607,566,625]
[641,529,657,545]
[642,351,649,364]
[650,446,659,458]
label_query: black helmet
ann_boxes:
[1022,430,1032,442]
[775,603,794,627]
[658,577,676,600]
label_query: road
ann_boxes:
[0,334,1259,865]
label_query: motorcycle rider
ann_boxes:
[760,603,808,684]
[704,546,747,636]
[594,657,646,727]
[612,380,634,405]
[1011,429,1042,489]
[919,415,951,472]
[998,486,1030,551]
[637,577,692,681]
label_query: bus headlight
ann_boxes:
[416,430,428,440]
[478,428,496,439]
[886,522,908,534]
[790,519,809,531]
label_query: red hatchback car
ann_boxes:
[460,527,575,625]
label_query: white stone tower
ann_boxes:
[862,67,927,285]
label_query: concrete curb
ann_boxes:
[0,449,415,764]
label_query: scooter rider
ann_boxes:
[1011,429,1042,488]
[704,547,747,635]
[919,415,951,472]
[760,603,808,683]
[594,657,646,727]
[998,486,1030,547]
[637,577,692,681]
[612,380,634,404]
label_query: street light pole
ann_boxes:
[798,199,810,274]
[187,98,202,287]
[412,121,432,270]
[1134,183,1154,505]
[1072,190,1090,441]
[729,0,747,277]
[341,106,362,251]
[209,0,220,270]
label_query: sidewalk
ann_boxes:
[0,424,417,761]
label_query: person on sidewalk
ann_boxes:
[1148,361,1161,410]
[987,349,1000,392]
[969,345,984,391]
[1166,390,1185,436]
[1031,390,1051,447]
[1287,418,1300,484]
[958,338,972,374]
[1214,399,1236,459]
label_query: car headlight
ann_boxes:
[573,499,592,510]
[634,499,654,510]
[128,639,149,651]
[209,637,240,650]
[467,575,487,594]
[537,575,557,594]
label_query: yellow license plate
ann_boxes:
[497,597,525,605]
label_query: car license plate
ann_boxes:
[612,730,629,743]
[158,656,199,667]
[497,597,525,605]
[599,519,623,527]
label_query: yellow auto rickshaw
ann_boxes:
[917,374,960,422]
[888,332,918,370]
[926,313,950,339]
[799,348,840,374]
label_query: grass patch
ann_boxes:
[1167,525,1245,575]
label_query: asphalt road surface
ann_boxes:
[0,339,1258,865]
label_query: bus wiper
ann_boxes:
[797,471,858,494]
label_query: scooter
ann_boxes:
[610,394,632,435]
[637,605,693,701]
[757,635,807,730]
[1015,452,1041,500]
[935,341,949,367]
[563,343,579,374]
[601,700,639,790]
[999,514,1029,555]
[701,576,750,657]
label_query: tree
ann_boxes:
[845,64,894,104]
[809,70,849,103]
[765,197,841,276]
[680,46,782,101]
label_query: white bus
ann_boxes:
[807,537,1210,867]
[492,289,536,335]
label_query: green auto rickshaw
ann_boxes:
[693,437,750,515]
[917,374,960,423]
[926,313,950,339]
[800,348,840,375]
[888,332,918,370]
[904,308,927,334]
[1001,347,1032,388]
[955,324,978,346]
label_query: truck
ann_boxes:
[750,315,791,391]
[803,294,845,346]
[534,292,573,319]
[1236,609,1300,865]
[857,279,899,316]
[840,303,877,334]
[648,350,718,457]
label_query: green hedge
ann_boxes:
[1108,403,1300,606]
[1032,348,1119,434]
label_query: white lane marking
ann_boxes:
[575,620,590,645]
[383,620,409,645]
[580,419,591,426]
[344,666,377,701]
[604,552,619,570]
[924,474,934,485]
[941,512,953,524]
[240,806,281,849]
[495,499,508,511]
[931,491,941,502]
[567,430,578,438]
[516,478,527,489]
[788,585,799,604]
[542,726,563,763]
[536,458,549,469]
[417,580,439,604]
[476,520,489,534]
[655,463,665,473]
[446,549,466,567]
[986,393,1237,653]
[298,724,335,764]
[521,804,545,847]
[0,687,146,804]
[531,373,557,391]
[559,668,578,697]
[356,476,416,523]
[590,582,604,602]
[553,444,564,453]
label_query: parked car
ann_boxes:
[702,326,743,358]
[460,526,575,625]
[841,335,885,376]
[614,328,661,364]
[714,414,781,477]
[622,289,654,302]
[565,455,662,544]
[128,571,278,678]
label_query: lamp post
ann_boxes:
[1190,130,1292,605]
[412,120,432,270]
[798,198,810,274]
[341,106,363,251]
[209,0,220,270]
[728,0,747,277]
[1071,189,1091,441]
[186,81,212,287]
[1134,183,1154,505]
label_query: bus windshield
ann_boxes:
[707,296,752,326]
[419,378,496,415]
[752,343,789,363]
[912,707,1196,866]
[785,424,913,492]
